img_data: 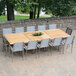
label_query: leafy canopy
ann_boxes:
[41,0,76,16]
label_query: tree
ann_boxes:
[6,0,16,20]
[41,0,76,16]
[15,0,38,19]
[26,0,38,19]
[37,0,41,18]
[0,0,6,15]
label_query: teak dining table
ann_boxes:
[4,29,70,45]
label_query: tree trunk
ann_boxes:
[29,11,34,19]
[29,6,34,19]
[33,5,36,19]
[37,0,41,19]
[33,0,36,19]
[6,0,15,21]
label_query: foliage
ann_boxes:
[0,0,6,15]
[41,0,76,16]
[15,0,38,13]
[33,32,43,36]
[1,0,76,20]
[15,1,29,13]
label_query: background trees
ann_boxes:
[6,0,16,20]
[41,0,76,16]
[0,0,6,15]
[15,0,39,19]
[0,0,76,21]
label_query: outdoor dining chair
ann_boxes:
[26,26,35,32]
[49,24,56,30]
[2,28,12,51]
[24,41,38,57]
[15,27,24,33]
[38,25,46,31]
[37,38,50,56]
[62,36,75,53]
[49,37,62,54]
[3,28,12,35]
[66,27,72,35]
[9,42,24,61]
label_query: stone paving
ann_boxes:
[0,30,76,76]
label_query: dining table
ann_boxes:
[4,29,70,45]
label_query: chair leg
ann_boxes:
[38,48,40,57]
[50,46,52,56]
[44,48,45,51]
[5,45,8,56]
[58,46,60,51]
[35,49,38,58]
[2,42,4,52]
[22,51,24,60]
[60,45,62,54]
[47,47,50,56]
[71,43,73,53]
[12,51,13,62]
[25,50,27,59]
[63,45,65,54]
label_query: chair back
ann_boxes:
[15,27,24,33]
[27,41,37,50]
[65,36,75,45]
[66,27,72,35]
[49,24,56,30]
[40,39,50,48]
[52,37,62,46]
[13,42,24,52]
[38,25,46,31]
[3,28,12,35]
[26,26,35,32]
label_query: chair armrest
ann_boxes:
[9,45,13,51]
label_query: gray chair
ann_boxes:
[38,25,46,31]
[24,41,38,56]
[3,28,12,35]
[26,26,35,32]
[15,27,24,33]
[62,36,75,53]
[38,39,50,48]
[49,24,56,30]
[49,37,62,54]
[2,28,12,51]
[66,27,72,35]
[10,42,24,60]
[37,38,50,55]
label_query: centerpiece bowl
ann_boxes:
[33,32,43,36]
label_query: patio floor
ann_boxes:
[0,30,76,76]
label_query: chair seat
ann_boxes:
[37,44,49,48]
[10,42,24,52]
[24,46,37,50]
[49,43,61,47]
[11,47,24,52]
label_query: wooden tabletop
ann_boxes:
[42,29,70,39]
[4,29,70,45]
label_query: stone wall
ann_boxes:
[0,16,76,38]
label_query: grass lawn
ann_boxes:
[0,15,50,22]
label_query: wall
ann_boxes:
[0,16,76,38]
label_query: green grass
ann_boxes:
[0,15,50,22]
[0,15,7,21]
